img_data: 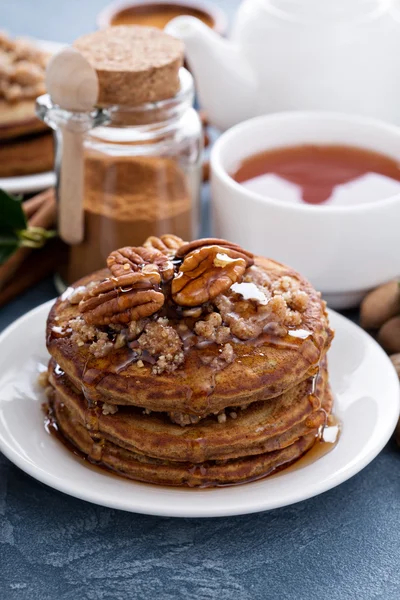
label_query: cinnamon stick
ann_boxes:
[0,239,62,307]
[0,188,56,290]
[28,188,56,229]
[23,188,54,219]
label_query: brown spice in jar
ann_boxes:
[65,150,193,284]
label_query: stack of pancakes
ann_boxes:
[0,33,53,178]
[45,241,334,487]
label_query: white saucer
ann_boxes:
[0,301,398,518]
[0,39,63,195]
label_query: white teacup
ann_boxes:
[211,112,400,309]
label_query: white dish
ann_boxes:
[0,171,56,195]
[0,39,63,195]
[0,301,398,518]
[211,112,400,309]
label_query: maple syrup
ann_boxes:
[233,145,400,206]
[271,415,341,477]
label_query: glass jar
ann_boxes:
[36,68,202,286]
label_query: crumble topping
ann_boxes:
[114,332,126,349]
[170,404,241,427]
[69,316,113,357]
[151,351,184,375]
[137,321,185,375]
[169,412,201,426]
[200,342,236,369]
[102,403,118,416]
[271,275,309,313]
[60,240,313,374]
[194,312,231,344]
[128,318,148,340]
[215,275,308,341]
[138,321,183,357]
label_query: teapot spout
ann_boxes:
[166,16,258,130]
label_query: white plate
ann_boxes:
[0,171,56,195]
[0,39,63,195]
[0,301,398,518]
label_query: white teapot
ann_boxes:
[166,0,400,130]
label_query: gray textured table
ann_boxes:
[1,2,400,599]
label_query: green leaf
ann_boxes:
[0,232,19,246]
[0,188,27,230]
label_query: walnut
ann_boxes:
[143,234,186,255]
[107,245,174,282]
[172,245,248,306]
[79,240,183,326]
[176,238,254,267]
[79,271,164,326]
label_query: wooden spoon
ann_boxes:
[46,47,99,245]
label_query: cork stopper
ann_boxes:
[73,26,184,107]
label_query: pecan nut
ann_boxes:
[176,238,254,267]
[79,271,164,326]
[107,245,174,282]
[171,245,247,306]
[143,234,186,255]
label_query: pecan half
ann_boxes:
[143,234,186,255]
[79,271,164,326]
[171,245,247,306]
[107,245,174,282]
[176,238,254,267]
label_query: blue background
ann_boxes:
[1,1,400,598]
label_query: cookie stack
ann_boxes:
[45,236,334,487]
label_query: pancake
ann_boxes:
[0,99,48,141]
[47,256,333,416]
[49,357,331,463]
[0,131,53,177]
[50,392,319,487]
